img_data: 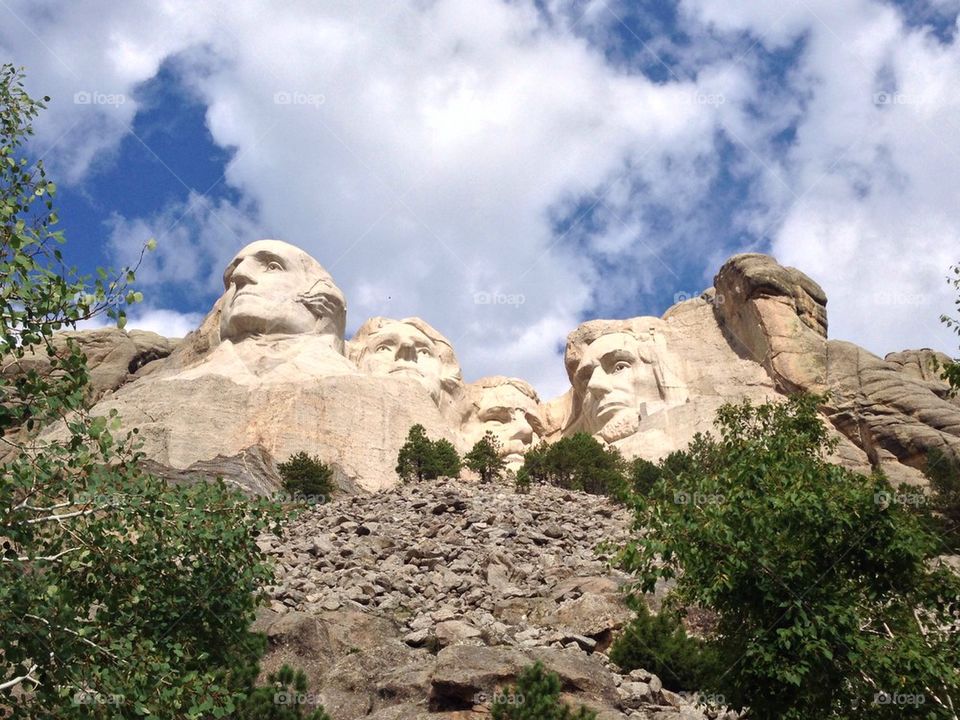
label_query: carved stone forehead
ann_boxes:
[564,317,665,383]
[222,239,342,300]
[352,316,459,366]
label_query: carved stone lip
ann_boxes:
[389,366,424,377]
[596,399,630,416]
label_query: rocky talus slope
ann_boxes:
[253,479,736,720]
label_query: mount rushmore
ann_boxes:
[39,239,960,493]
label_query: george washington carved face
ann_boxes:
[219,240,346,347]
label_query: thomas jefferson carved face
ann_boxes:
[574,332,661,442]
[219,240,346,345]
[462,379,543,467]
[358,320,445,399]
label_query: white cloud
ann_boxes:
[3,0,958,401]
[675,0,959,355]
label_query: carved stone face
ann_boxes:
[219,240,344,344]
[359,321,444,400]
[574,332,660,442]
[462,382,542,467]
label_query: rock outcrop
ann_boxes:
[2,327,176,404]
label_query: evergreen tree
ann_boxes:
[464,431,507,483]
[431,438,462,478]
[277,451,333,504]
[491,662,596,720]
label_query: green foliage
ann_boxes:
[939,262,960,393]
[516,433,627,499]
[924,448,960,551]
[0,65,288,718]
[620,394,960,720]
[491,662,596,720]
[608,602,720,693]
[277,451,333,504]
[464,431,507,483]
[432,438,462,478]
[627,457,661,497]
[395,424,461,482]
[236,664,332,720]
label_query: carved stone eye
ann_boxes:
[266,261,283,272]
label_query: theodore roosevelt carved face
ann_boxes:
[461,377,543,467]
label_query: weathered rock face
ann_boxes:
[713,253,828,394]
[36,240,954,491]
[252,478,729,720]
[708,253,960,483]
[2,327,177,404]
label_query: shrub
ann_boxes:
[621,394,960,719]
[396,424,461,481]
[608,602,719,692]
[277,451,333,503]
[516,433,627,499]
[0,64,286,717]
[236,664,332,720]
[925,448,960,551]
[491,662,596,720]
[464,431,507,483]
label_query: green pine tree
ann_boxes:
[464,431,507,483]
[491,662,596,720]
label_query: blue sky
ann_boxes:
[3,0,959,397]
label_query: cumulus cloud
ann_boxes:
[2,0,958,399]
